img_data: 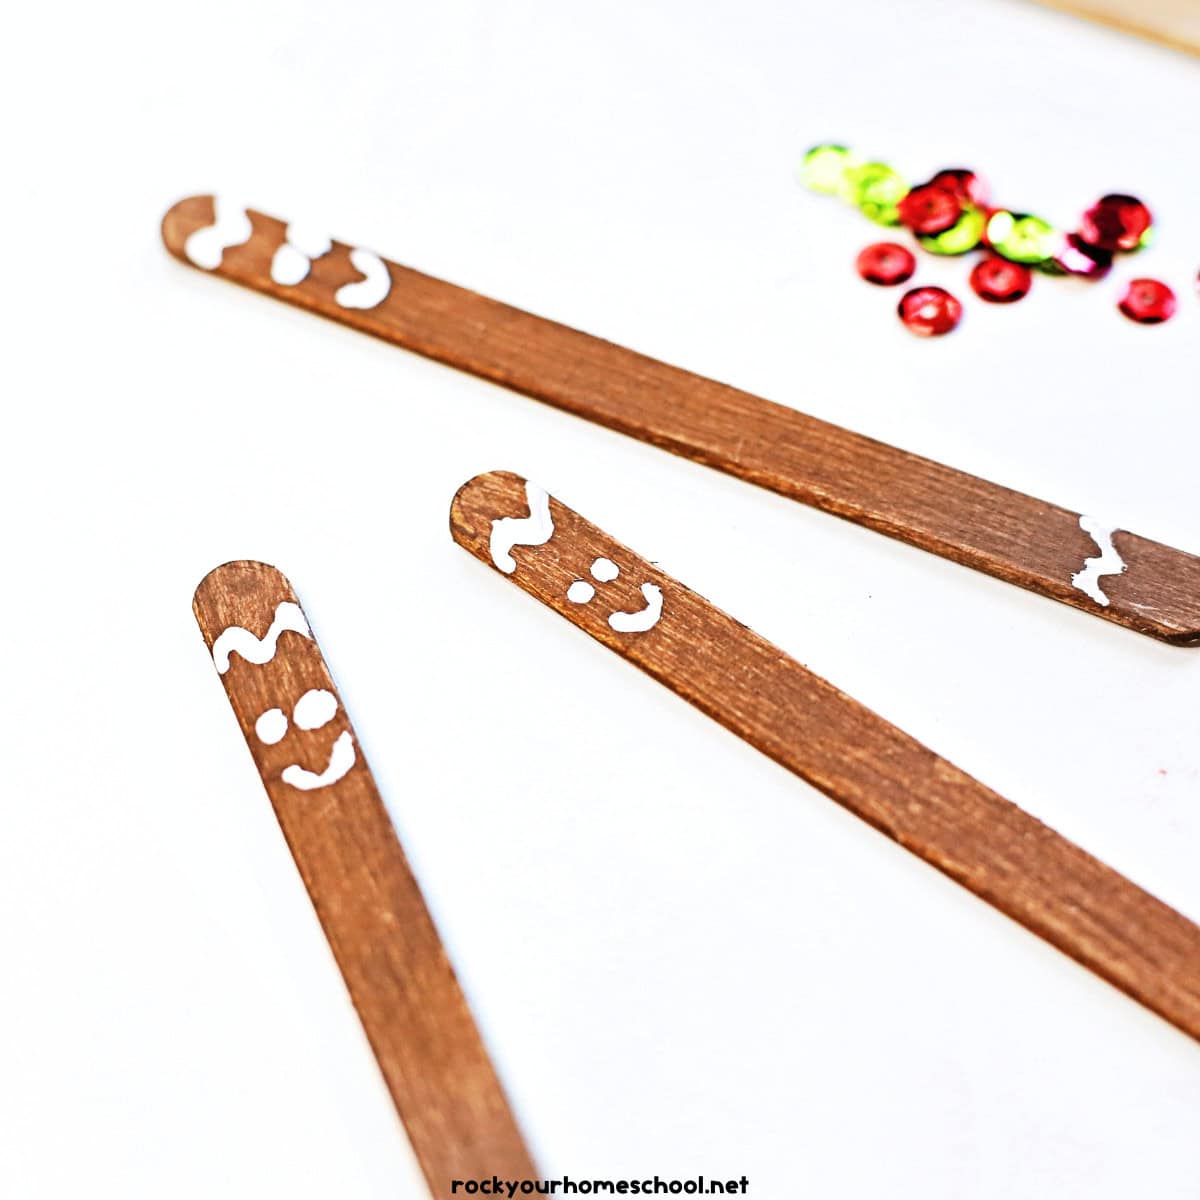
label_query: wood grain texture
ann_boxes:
[162,195,1200,646]
[1030,0,1200,58]
[193,562,537,1196]
[451,470,1200,1044]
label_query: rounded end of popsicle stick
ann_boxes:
[449,471,532,560]
[1097,531,1200,647]
[193,560,294,617]
[1153,624,1200,647]
[161,194,217,263]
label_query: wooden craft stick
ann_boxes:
[162,195,1200,646]
[1030,0,1200,59]
[193,561,538,1194]
[451,470,1200,1042]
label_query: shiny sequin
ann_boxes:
[917,204,986,255]
[969,256,1032,303]
[928,168,989,208]
[799,144,859,196]
[803,142,1172,335]
[856,242,916,286]
[1056,233,1113,279]
[1033,256,1067,278]
[1080,194,1153,252]
[985,211,1058,264]
[898,184,961,236]
[1118,278,1176,324]
[846,162,908,225]
[898,286,962,336]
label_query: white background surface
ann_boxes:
[3,0,1200,1195]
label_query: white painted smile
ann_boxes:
[281,730,357,791]
[608,582,664,632]
[251,687,356,792]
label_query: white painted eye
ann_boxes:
[293,688,338,730]
[270,243,312,286]
[270,222,334,286]
[566,580,596,604]
[255,708,289,745]
[591,557,619,582]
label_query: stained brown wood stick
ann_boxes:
[451,470,1200,1043]
[193,561,538,1195]
[162,195,1200,646]
[1030,0,1200,59]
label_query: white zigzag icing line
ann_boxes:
[335,248,391,309]
[609,583,664,632]
[1071,516,1126,608]
[184,197,253,269]
[281,730,356,791]
[490,482,555,573]
[211,601,312,674]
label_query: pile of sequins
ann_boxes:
[800,143,1179,337]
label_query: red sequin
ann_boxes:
[897,184,961,236]
[969,256,1032,303]
[897,286,962,336]
[856,241,916,286]
[1079,194,1152,252]
[928,168,989,208]
[1056,233,1112,278]
[1118,278,1176,324]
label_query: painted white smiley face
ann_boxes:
[253,687,356,791]
[185,200,392,310]
[566,557,663,632]
[483,484,662,631]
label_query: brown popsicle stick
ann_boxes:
[1031,0,1200,58]
[161,195,1200,646]
[451,470,1200,1043]
[193,561,538,1195]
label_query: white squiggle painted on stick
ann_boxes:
[281,730,356,791]
[490,483,555,573]
[609,583,663,633]
[185,197,253,269]
[212,601,312,674]
[270,222,333,286]
[1071,516,1126,607]
[335,248,391,309]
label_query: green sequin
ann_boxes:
[917,205,986,255]
[986,211,1059,264]
[798,144,859,196]
[846,162,907,226]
